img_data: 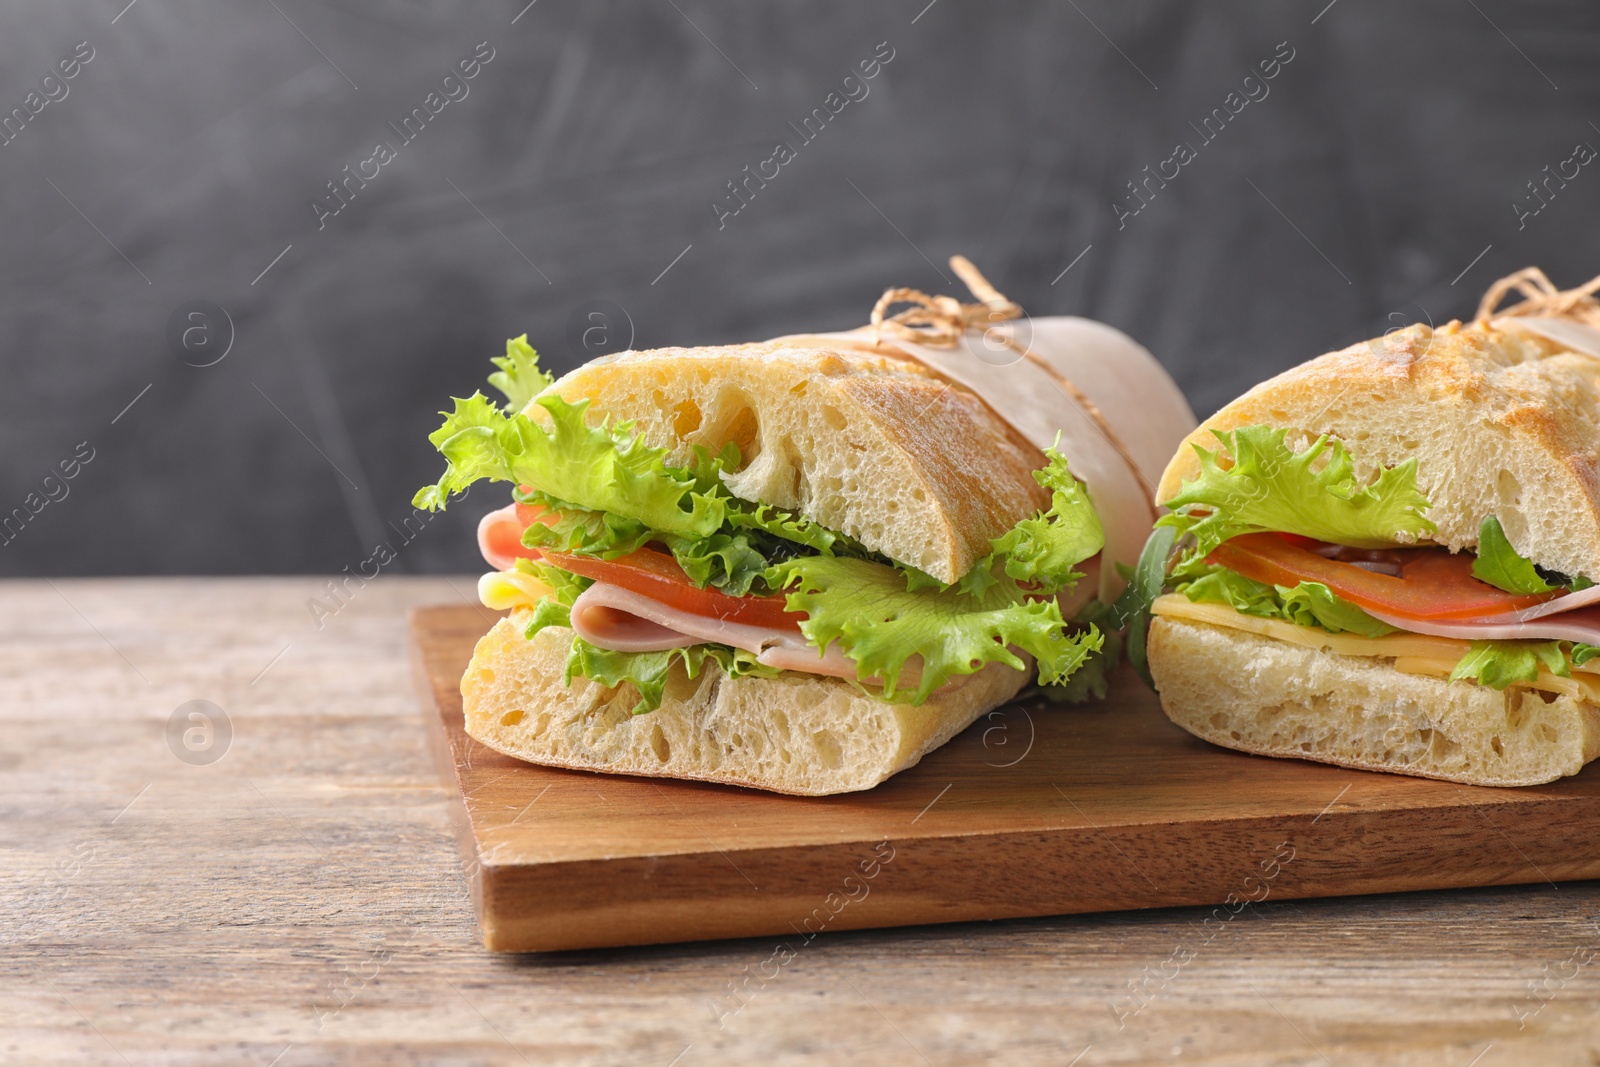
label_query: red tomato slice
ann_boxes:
[541,547,805,631]
[1209,533,1562,621]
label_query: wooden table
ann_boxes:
[6,577,1600,1066]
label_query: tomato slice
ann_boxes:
[541,547,805,631]
[1210,533,1562,621]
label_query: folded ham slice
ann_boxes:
[1365,602,1600,646]
[569,580,870,680]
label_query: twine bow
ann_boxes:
[1477,267,1600,327]
[870,255,1024,348]
[864,255,1157,509]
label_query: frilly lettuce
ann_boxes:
[765,447,1107,704]
[487,334,553,414]
[1160,426,1435,575]
[413,389,726,540]
[418,343,1110,709]
[1178,565,1396,638]
[768,555,1101,704]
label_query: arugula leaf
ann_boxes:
[1472,515,1556,594]
[766,555,1101,704]
[1110,524,1176,688]
[487,334,554,413]
[1159,426,1435,575]
[1275,582,1398,638]
[415,391,726,539]
[564,640,780,715]
[1449,640,1569,690]
[1573,643,1600,667]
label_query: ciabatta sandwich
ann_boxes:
[417,261,1194,794]
[1140,268,1600,787]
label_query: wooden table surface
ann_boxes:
[7,577,1600,1066]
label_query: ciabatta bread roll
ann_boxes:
[418,260,1194,794]
[1144,268,1600,787]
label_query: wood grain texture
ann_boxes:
[417,605,1600,954]
[9,577,1600,1065]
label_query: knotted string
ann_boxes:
[869,255,1024,348]
[867,256,1156,508]
[1477,267,1600,327]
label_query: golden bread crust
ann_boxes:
[544,342,1048,583]
[1156,322,1600,577]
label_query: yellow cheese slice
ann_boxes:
[478,570,552,611]
[1151,594,1600,702]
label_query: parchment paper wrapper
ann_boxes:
[769,317,1197,602]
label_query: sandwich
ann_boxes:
[414,261,1195,794]
[1138,267,1600,786]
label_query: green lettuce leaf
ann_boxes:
[1040,600,1124,703]
[669,531,772,596]
[987,445,1106,590]
[1471,515,1556,594]
[518,502,654,559]
[1276,581,1397,638]
[724,501,852,556]
[414,391,726,539]
[518,561,592,638]
[564,640,781,715]
[767,555,1101,704]
[487,334,554,413]
[1177,565,1398,639]
[1449,640,1568,691]
[1159,426,1435,575]
[760,447,1107,703]
[1179,566,1281,618]
[1572,643,1600,667]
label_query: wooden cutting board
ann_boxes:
[411,604,1600,953]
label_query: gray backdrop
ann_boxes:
[2,0,1596,576]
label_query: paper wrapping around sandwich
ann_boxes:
[1497,316,1600,359]
[768,318,1197,601]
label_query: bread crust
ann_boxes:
[1149,616,1600,787]
[462,614,1029,795]
[1156,321,1600,578]
[544,342,1049,584]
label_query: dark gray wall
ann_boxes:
[2,0,1597,576]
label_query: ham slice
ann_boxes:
[1365,602,1600,646]
[1474,583,1600,624]
[568,580,920,684]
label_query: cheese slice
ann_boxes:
[1151,594,1600,702]
[478,569,552,611]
